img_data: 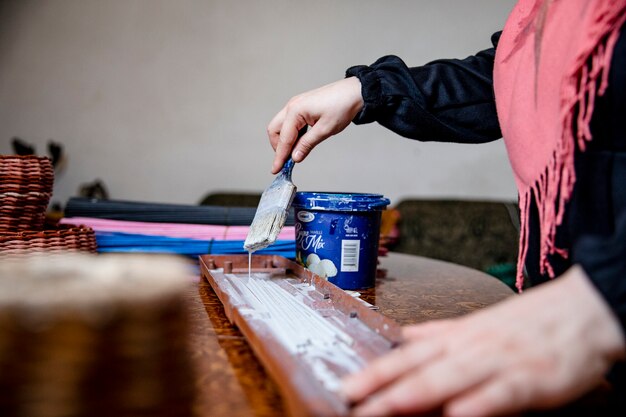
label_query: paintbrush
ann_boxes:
[244,127,306,252]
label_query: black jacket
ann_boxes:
[345,29,626,336]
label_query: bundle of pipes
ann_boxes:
[60,217,296,258]
[65,197,295,226]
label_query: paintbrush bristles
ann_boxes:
[244,180,296,252]
[244,209,289,252]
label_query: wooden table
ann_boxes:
[187,252,513,416]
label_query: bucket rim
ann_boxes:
[292,191,390,212]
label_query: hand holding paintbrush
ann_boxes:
[244,127,307,252]
[267,77,364,174]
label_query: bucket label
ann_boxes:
[343,217,358,236]
[295,223,325,252]
[293,207,382,290]
[297,211,315,223]
[340,240,360,272]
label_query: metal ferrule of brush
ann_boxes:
[259,159,296,215]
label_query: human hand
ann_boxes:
[267,77,364,174]
[341,266,625,417]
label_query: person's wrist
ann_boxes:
[343,76,364,117]
[565,265,626,362]
[344,66,379,124]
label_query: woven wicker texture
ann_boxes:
[0,156,53,232]
[0,254,194,417]
[0,155,98,255]
[0,225,97,257]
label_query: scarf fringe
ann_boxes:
[515,12,626,292]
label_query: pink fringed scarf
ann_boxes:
[494,0,626,291]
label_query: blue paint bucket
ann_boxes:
[292,192,390,290]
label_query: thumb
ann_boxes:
[291,123,332,163]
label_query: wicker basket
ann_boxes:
[0,254,194,417]
[0,156,54,232]
[0,225,97,257]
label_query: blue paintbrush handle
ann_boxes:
[281,126,307,180]
[281,158,295,180]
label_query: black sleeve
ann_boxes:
[573,25,626,333]
[345,32,502,144]
[576,214,626,332]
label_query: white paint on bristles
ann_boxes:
[243,178,294,252]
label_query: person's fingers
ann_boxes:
[272,113,305,174]
[408,342,503,407]
[347,267,624,417]
[268,108,288,174]
[351,344,502,417]
[341,339,444,403]
[267,107,287,151]
[350,380,425,417]
[446,351,609,417]
[402,319,455,341]
[445,370,540,417]
[291,122,331,162]
[267,78,363,172]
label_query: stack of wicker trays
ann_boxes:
[0,254,194,417]
[0,156,54,232]
[0,155,97,255]
[0,225,97,257]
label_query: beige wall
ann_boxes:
[0,0,518,207]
